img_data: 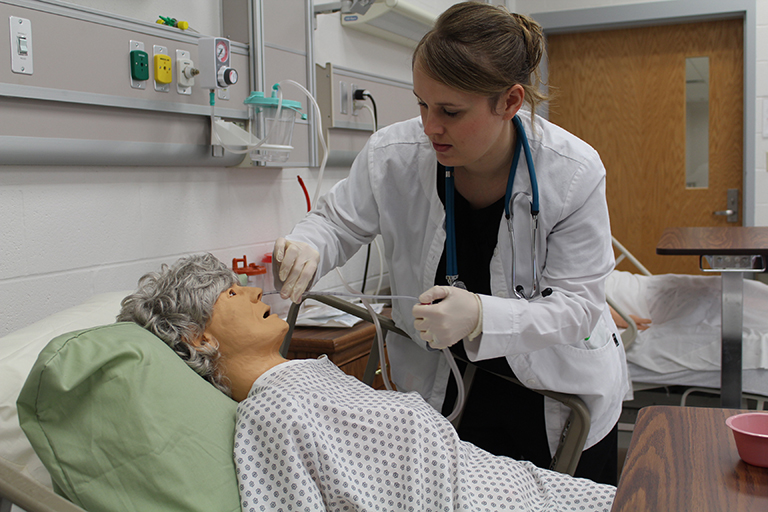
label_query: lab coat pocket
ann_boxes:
[532,317,625,397]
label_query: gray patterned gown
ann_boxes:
[234,357,615,512]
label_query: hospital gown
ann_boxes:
[234,357,615,511]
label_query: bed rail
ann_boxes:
[0,457,86,512]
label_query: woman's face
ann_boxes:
[412,62,520,173]
[202,285,288,359]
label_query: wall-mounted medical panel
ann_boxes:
[224,0,316,168]
[0,0,250,167]
[316,62,418,167]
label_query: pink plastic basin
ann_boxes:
[726,412,768,467]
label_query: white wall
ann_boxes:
[59,0,222,36]
[0,0,456,336]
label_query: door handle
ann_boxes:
[712,189,739,223]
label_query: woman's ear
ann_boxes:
[500,84,525,120]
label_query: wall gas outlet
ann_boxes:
[129,40,148,89]
[176,49,197,95]
[153,45,170,92]
[176,50,200,94]
[10,16,33,75]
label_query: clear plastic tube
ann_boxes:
[373,238,384,296]
[277,79,329,209]
[269,287,467,421]
[263,290,418,302]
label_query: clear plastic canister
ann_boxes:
[245,86,305,163]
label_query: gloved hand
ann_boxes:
[273,237,320,303]
[412,286,483,350]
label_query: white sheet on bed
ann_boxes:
[0,291,129,489]
[606,271,768,373]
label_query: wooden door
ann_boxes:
[547,19,743,275]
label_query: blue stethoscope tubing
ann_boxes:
[445,114,541,298]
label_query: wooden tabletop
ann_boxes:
[287,320,378,366]
[612,406,768,511]
[656,227,768,256]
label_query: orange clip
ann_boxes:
[232,255,266,276]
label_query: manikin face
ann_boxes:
[412,62,521,173]
[202,285,288,360]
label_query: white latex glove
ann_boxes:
[273,237,320,303]
[412,286,483,350]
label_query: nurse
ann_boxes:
[274,1,629,485]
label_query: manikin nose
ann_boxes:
[248,287,263,302]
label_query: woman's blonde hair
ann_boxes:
[413,1,547,114]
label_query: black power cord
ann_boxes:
[353,89,378,130]
[355,89,378,293]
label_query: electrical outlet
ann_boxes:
[129,40,148,89]
[153,45,171,92]
[351,83,358,116]
[339,81,348,115]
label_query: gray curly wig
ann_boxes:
[117,253,238,395]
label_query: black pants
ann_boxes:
[442,354,618,485]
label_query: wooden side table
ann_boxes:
[612,405,768,511]
[287,319,386,389]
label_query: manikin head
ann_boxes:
[118,253,289,398]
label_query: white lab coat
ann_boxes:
[287,111,630,453]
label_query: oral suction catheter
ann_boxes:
[262,290,420,302]
[266,288,466,422]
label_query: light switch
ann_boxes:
[17,35,28,55]
[9,16,33,75]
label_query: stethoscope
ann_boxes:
[445,115,550,300]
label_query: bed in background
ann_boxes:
[608,237,768,408]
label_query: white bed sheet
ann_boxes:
[607,270,768,399]
[607,271,768,374]
[628,362,768,397]
[0,291,129,489]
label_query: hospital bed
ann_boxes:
[609,237,768,408]
[0,290,590,512]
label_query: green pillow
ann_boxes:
[17,322,240,512]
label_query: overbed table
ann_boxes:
[611,405,768,511]
[657,227,768,407]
